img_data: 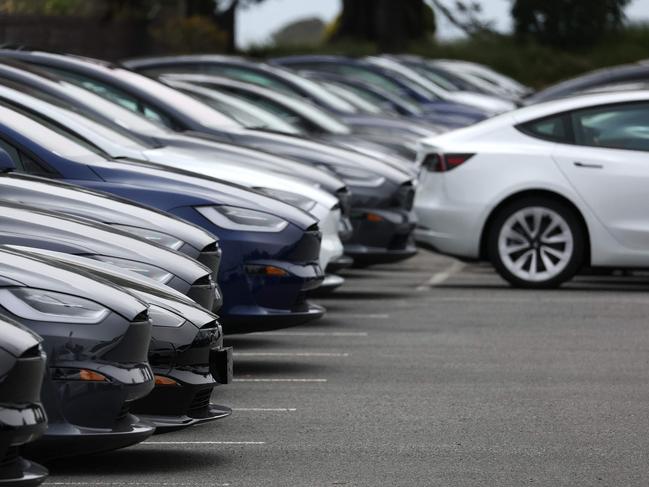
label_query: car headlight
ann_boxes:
[196,206,289,233]
[255,188,317,212]
[90,256,173,284]
[330,166,386,188]
[0,288,110,324]
[109,225,184,250]
[148,305,186,328]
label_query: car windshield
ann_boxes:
[212,83,352,135]
[0,84,153,152]
[174,83,303,135]
[0,102,108,160]
[0,74,171,138]
[404,63,461,91]
[319,81,383,114]
[273,67,358,114]
[46,65,243,132]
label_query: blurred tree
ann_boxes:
[428,0,494,36]
[512,0,631,47]
[332,0,436,50]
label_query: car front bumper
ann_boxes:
[345,208,417,265]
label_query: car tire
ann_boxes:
[487,197,585,288]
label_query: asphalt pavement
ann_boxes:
[44,250,649,486]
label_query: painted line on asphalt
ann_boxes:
[232,407,297,412]
[142,441,265,445]
[417,261,466,291]
[424,296,649,304]
[234,352,349,357]
[251,331,368,337]
[45,484,230,487]
[233,378,328,383]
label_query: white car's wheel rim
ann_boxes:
[498,206,574,282]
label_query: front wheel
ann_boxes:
[487,197,585,288]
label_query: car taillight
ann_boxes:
[421,153,474,172]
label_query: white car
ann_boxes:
[0,83,345,278]
[415,90,649,287]
[433,60,532,100]
[366,56,517,115]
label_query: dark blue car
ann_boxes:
[0,103,324,333]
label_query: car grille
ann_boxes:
[187,388,212,417]
[116,402,131,422]
[197,242,221,278]
[394,182,415,211]
[285,224,322,263]
[0,447,19,469]
[336,187,352,216]
[187,274,218,311]
[103,313,151,363]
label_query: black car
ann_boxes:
[0,197,218,312]
[17,247,233,433]
[0,172,221,276]
[0,316,48,486]
[0,247,156,459]
[0,52,417,266]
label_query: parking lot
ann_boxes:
[44,250,649,486]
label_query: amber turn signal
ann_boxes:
[366,213,384,222]
[154,375,180,386]
[245,264,289,277]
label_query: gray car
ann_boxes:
[0,247,155,460]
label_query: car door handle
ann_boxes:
[574,162,603,169]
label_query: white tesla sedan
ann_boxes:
[415,90,649,287]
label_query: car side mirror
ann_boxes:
[0,147,16,173]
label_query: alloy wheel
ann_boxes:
[497,206,574,282]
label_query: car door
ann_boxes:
[551,101,649,251]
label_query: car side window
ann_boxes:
[570,102,649,151]
[518,114,571,143]
[44,67,176,129]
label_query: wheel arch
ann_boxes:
[478,189,591,265]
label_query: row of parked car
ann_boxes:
[2,49,646,485]
[0,51,514,485]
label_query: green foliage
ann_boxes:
[150,14,228,54]
[511,0,631,48]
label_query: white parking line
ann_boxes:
[141,441,265,445]
[417,261,466,290]
[233,378,328,383]
[233,352,349,357]
[232,408,297,412]
[425,296,649,304]
[251,331,368,337]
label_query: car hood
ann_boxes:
[86,157,319,230]
[0,246,148,321]
[14,247,218,329]
[158,133,347,193]
[232,129,411,184]
[0,314,42,359]
[0,201,211,285]
[0,172,217,251]
[142,145,339,210]
[446,91,516,115]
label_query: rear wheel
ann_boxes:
[487,197,585,288]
